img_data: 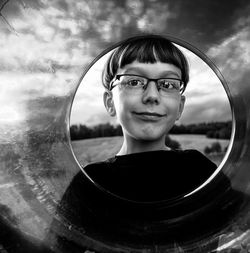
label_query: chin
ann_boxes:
[126,124,168,142]
[134,131,166,142]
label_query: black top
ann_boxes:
[84,149,216,201]
[47,150,246,252]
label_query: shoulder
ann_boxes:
[80,159,113,180]
[82,159,112,170]
[64,161,109,191]
[178,149,216,165]
[170,149,217,178]
[179,148,210,158]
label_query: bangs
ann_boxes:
[118,39,184,71]
[102,35,189,91]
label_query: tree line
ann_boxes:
[170,121,232,139]
[70,123,123,140]
[70,121,232,141]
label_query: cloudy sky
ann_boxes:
[0,0,250,132]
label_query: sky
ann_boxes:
[0,0,250,133]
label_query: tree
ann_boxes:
[211,142,222,153]
[204,142,222,155]
[204,146,211,155]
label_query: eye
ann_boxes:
[159,79,180,90]
[121,76,145,87]
[127,79,144,86]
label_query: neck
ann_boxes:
[116,135,170,156]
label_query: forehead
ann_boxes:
[118,61,182,78]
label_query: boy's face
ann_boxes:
[104,61,185,142]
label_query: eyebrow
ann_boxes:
[122,67,181,78]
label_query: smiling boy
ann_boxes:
[103,61,185,155]
[77,35,217,202]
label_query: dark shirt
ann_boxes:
[84,149,217,201]
[47,150,245,252]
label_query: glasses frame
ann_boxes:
[110,74,185,94]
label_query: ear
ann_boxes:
[176,95,186,120]
[103,91,116,117]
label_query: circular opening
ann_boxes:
[69,35,233,203]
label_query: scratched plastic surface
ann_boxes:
[0,1,250,253]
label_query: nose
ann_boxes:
[142,81,161,105]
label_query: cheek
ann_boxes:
[113,91,135,114]
[164,99,181,115]
[113,95,129,120]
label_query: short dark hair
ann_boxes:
[102,34,189,93]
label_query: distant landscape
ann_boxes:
[71,134,230,167]
[70,121,232,141]
[70,121,232,167]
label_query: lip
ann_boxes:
[133,111,165,121]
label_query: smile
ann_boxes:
[133,111,165,121]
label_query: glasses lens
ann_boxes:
[119,75,146,89]
[115,75,184,95]
[158,79,182,95]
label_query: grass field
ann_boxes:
[71,134,230,167]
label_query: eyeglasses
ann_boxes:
[110,74,185,95]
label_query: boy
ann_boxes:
[83,34,216,201]
[48,35,243,252]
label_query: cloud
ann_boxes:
[205,23,250,118]
[175,45,232,125]
[1,0,249,130]
[207,27,250,82]
[0,1,94,73]
[180,19,250,125]
[70,53,109,125]
[2,0,249,69]
[2,0,250,48]
[0,69,81,135]
[0,30,84,74]
[167,0,250,50]
[137,2,175,33]
[180,96,232,125]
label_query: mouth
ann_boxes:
[135,111,164,117]
[133,111,165,121]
